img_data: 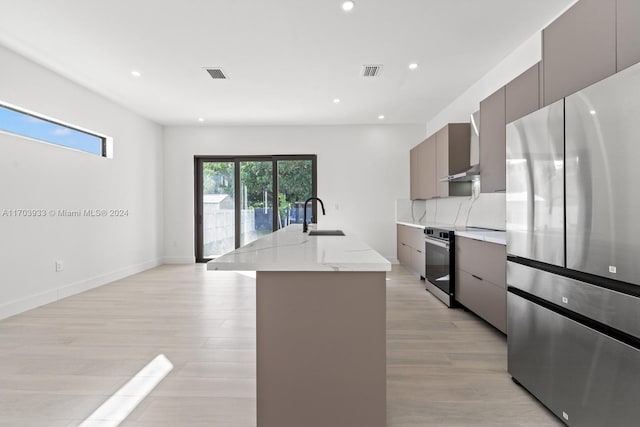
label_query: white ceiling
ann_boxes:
[0,0,574,126]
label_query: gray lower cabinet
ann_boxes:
[542,0,616,106]
[397,224,425,279]
[397,240,411,266]
[617,0,640,72]
[410,248,425,279]
[455,236,506,333]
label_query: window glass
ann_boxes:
[0,104,105,156]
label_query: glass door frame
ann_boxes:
[194,154,317,262]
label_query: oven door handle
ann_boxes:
[425,237,450,249]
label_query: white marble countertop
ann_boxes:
[397,221,506,245]
[396,221,462,230]
[207,224,391,272]
[456,228,506,246]
[396,221,426,229]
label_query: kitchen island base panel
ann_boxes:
[256,271,386,427]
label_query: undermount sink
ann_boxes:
[308,230,345,236]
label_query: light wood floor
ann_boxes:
[0,264,561,426]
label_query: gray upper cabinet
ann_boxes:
[617,0,640,72]
[479,87,506,194]
[409,146,419,200]
[419,136,437,200]
[409,125,470,200]
[505,63,540,124]
[436,126,449,198]
[410,136,436,200]
[542,0,616,106]
[436,123,471,198]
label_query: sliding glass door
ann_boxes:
[277,159,314,227]
[239,160,274,247]
[195,155,316,262]
[200,160,235,259]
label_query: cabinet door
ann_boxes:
[479,87,506,193]
[436,126,449,197]
[409,146,419,200]
[419,136,437,199]
[617,0,640,71]
[447,123,471,174]
[506,63,540,124]
[542,0,616,106]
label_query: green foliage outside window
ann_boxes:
[202,160,312,213]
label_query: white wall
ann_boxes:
[422,33,544,230]
[0,44,164,319]
[426,33,542,134]
[425,0,579,133]
[163,125,425,263]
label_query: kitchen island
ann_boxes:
[208,224,390,427]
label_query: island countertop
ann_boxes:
[207,224,391,272]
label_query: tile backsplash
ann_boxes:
[466,192,505,230]
[396,191,505,231]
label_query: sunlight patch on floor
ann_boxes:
[79,354,173,427]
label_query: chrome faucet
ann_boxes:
[303,197,325,233]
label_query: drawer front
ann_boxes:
[508,261,640,339]
[508,291,640,426]
[408,227,425,250]
[398,242,411,267]
[456,236,506,287]
[411,247,425,278]
[456,269,506,333]
[397,224,410,245]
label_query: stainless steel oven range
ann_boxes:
[424,227,455,307]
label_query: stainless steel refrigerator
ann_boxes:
[506,61,640,426]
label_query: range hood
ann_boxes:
[439,163,480,182]
[440,111,480,182]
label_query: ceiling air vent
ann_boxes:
[362,64,383,77]
[206,68,228,79]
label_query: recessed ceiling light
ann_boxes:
[131,70,141,77]
[333,98,341,104]
[198,118,205,122]
[342,1,355,12]
[589,110,597,115]
[409,63,419,70]
[378,115,385,120]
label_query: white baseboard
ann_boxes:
[162,256,195,264]
[0,258,162,321]
[0,289,59,321]
[57,258,162,299]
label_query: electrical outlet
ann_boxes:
[55,260,64,272]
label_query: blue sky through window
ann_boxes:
[0,105,104,156]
